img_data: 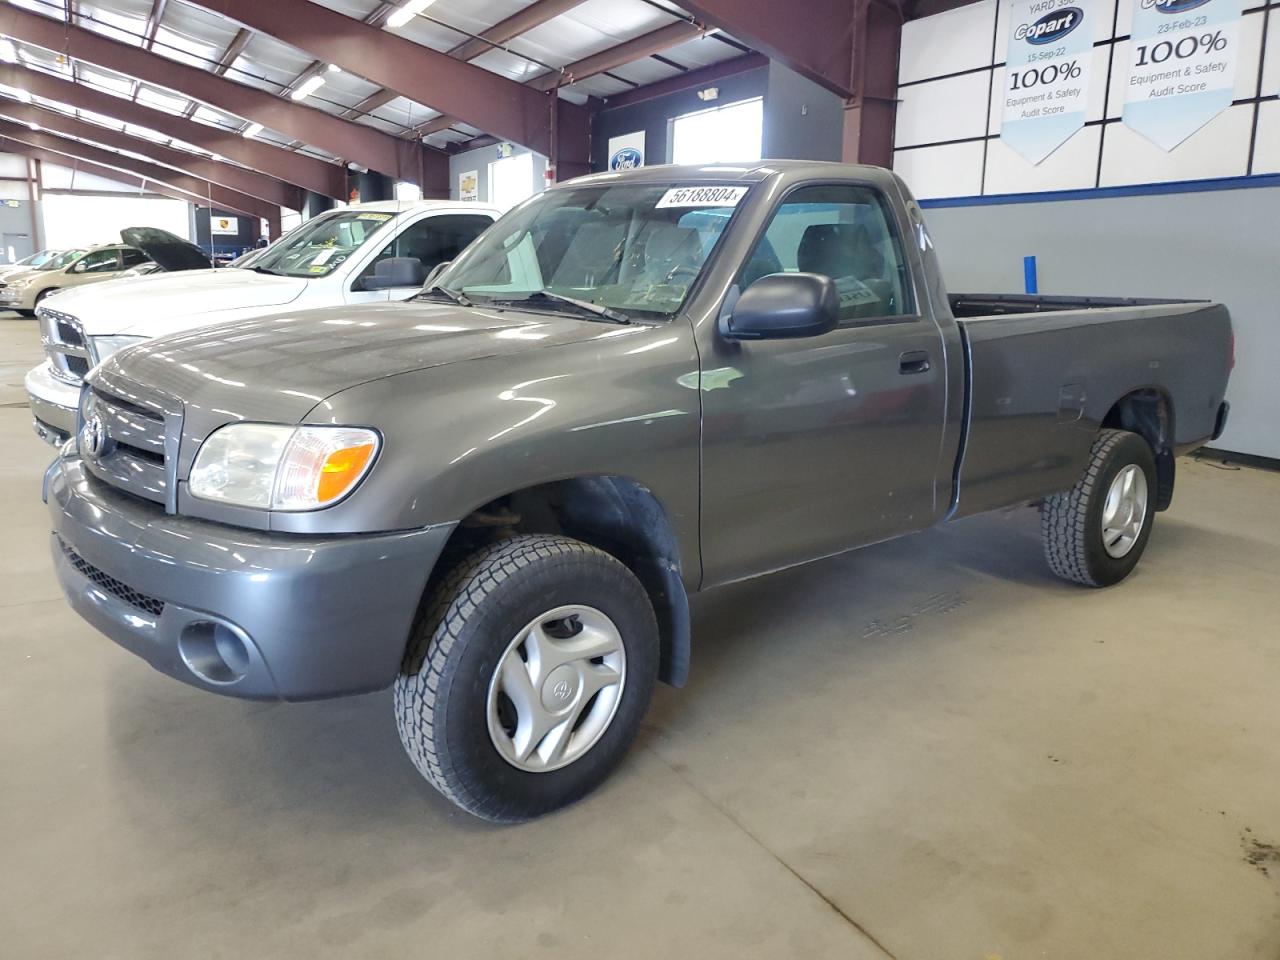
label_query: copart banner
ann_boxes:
[1122,0,1243,150]
[1001,0,1096,164]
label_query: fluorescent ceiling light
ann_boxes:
[289,75,326,101]
[242,121,264,139]
[0,82,32,103]
[0,39,17,64]
[386,0,436,29]
[327,64,341,74]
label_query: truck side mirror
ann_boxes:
[724,272,840,340]
[423,261,451,289]
[361,257,427,291]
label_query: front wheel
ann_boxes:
[1040,429,1157,587]
[394,534,659,822]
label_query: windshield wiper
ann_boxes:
[248,265,283,276]
[492,290,631,325]
[419,284,472,307]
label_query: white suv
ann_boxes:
[27,199,500,445]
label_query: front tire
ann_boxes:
[1041,429,1157,587]
[394,534,659,822]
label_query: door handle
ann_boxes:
[899,350,931,375]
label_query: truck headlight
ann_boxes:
[188,424,380,511]
[90,335,146,363]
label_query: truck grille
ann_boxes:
[56,535,165,617]
[39,308,94,386]
[80,384,173,506]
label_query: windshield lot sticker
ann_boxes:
[656,186,749,208]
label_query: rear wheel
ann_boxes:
[394,534,659,822]
[1041,429,1157,587]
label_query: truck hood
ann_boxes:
[96,300,646,424]
[39,268,309,334]
[119,226,211,272]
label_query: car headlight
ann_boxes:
[188,423,380,511]
[90,335,146,363]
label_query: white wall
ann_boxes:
[894,0,1278,199]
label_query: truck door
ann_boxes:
[699,183,951,586]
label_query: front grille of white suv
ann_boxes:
[38,307,95,386]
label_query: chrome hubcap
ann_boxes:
[486,604,626,773]
[1101,464,1148,558]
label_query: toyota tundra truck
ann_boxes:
[43,162,1233,822]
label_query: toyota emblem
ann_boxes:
[81,413,106,458]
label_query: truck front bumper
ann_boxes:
[26,361,80,447]
[46,455,455,701]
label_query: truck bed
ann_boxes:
[949,298,1232,519]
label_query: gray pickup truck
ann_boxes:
[44,162,1232,821]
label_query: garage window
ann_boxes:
[671,98,763,165]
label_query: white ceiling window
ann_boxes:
[671,97,764,166]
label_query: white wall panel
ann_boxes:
[896,71,990,147]
[984,126,1103,194]
[1100,103,1252,185]
[899,0,997,83]
[1264,11,1280,97]
[0,154,28,178]
[1251,101,1280,174]
[895,0,1276,200]
[893,141,985,198]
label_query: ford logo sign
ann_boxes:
[610,147,643,171]
[1015,6,1083,44]
[1141,0,1211,12]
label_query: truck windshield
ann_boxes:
[437,182,749,320]
[249,210,396,278]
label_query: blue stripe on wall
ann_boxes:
[918,172,1280,209]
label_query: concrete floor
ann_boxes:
[2,312,1278,960]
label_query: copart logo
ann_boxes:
[1015,6,1083,44]
[609,147,643,170]
[1140,0,1211,12]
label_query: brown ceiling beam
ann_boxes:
[0,100,303,208]
[1,134,236,210]
[600,52,768,110]
[340,87,398,120]
[448,0,589,61]
[677,0,858,98]
[0,4,435,184]
[528,21,704,92]
[414,16,705,138]
[1,64,345,199]
[184,0,582,158]
[143,0,169,47]
[0,121,275,220]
